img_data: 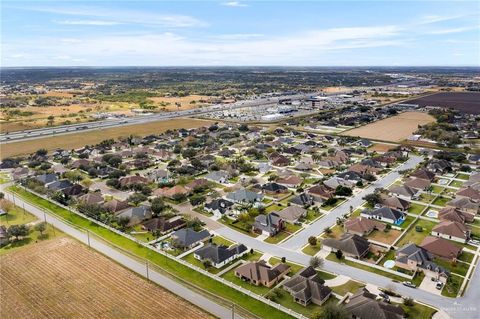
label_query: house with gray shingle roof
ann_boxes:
[226,188,263,204]
[171,228,211,250]
[194,243,248,268]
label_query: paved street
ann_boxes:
[280,155,424,250]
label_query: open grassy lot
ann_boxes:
[432,196,450,207]
[0,237,212,319]
[341,112,435,142]
[0,204,37,226]
[0,118,213,159]
[367,229,402,245]
[8,186,291,319]
[396,219,436,247]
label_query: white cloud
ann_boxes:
[221,2,248,7]
[428,26,477,35]
[211,33,263,40]
[54,20,122,26]
[12,5,207,28]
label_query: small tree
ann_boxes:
[7,224,29,241]
[309,256,324,269]
[117,216,130,231]
[308,236,317,246]
[335,249,343,260]
[403,297,414,307]
[34,222,47,236]
[281,256,286,263]
[202,259,212,270]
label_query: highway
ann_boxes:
[0,93,310,143]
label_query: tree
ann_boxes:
[403,297,414,307]
[310,303,348,319]
[47,115,55,126]
[34,222,47,236]
[308,236,317,246]
[363,193,381,207]
[117,216,130,231]
[281,257,286,263]
[127,193,147,206]
[151,197,167,216]
[202,259,212,270]
[0,192,4,200]
[335,185,352,197]
[190,194,206,206]
[7,224,29,241]
[0,199,13,213]
[335,250,343,260]
[309,256,324,269]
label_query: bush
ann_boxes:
[308,236,317,246]
[403,297,414,306]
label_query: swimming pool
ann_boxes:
[383,260,395,269]
[425,210,438,218]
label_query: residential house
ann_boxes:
[0,226,9,246]
[35,173,58,185]
[380,196,410,211]
[438,207,475,224]
[11,167,30,181]
[324,176,355,189]
[322,233,370,259]
[226,188,263,204]
[146,169,171,184]
[47,179,73,191]
[271,155,290,167]
[185,178,209,192]
[276,175,303,188]
[234,260,290,288]
[446,197,479,215]
[395,243,448,280]
[204,198,234,217]
[290,193,316,207]
[103,199,130,213]
[361,207,406,225]
[142,216,186,234]
[420,236,462,261]
[345,288,405,319]
[427,159,452,174]
[78,192,104,205]
[119,175,148,188]
[153,185,189,199]
[252,213,284,236]
[283,266,332,306]
[171,228,211,250]
[277,206,307,223]
[116,205,152,226]
[389,185,418,199]
[344,217,386,236]
[431,221,470,243]
[404,177,431,191]
[410,169,435,181]
[204,171,230,184]
[307,184,334,201]
[194,243,248,268]
[456,187,480,202]
[261,182,288,195]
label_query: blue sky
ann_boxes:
[2,1,479,66]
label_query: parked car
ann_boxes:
[403,281,416,288]
[435,282,443,290]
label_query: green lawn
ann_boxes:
[397,219,436,246]
[400,303,437,319]
[211,235,234,247]
[302,210,322,223]
[264,223,302,244]
[326,253,406,282]
[431,185,445,194]
[0,173,10,184]
[317,270,336,280]
[8,186,292,319]
[442,273,462,297]
[432,196,449,207]
[434,257,470,277]
[0,206,38,226]
[458,251,475,263]
[268,257,303,276]
[273,289,339,317]
[408,203,427,215]
[449,180,464,188]
[418,193,435,204]
[455,173,470,180]
[266,204,284,213]
[330,280,365,296]
[399,215,416,230]
[302,243,321,256]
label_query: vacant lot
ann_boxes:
[148,94,212,111]
[0,237,212,319]
[0,118,212,159]
[342,111,435,142]
[404,92,480,114]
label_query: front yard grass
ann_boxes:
[449,180,464,188]
[330,280,365,296]
[431,185,445,194]
[8,186,291,319]
[400,303,437,319]
[211,235,234,247]
[442,273,462,297]
[0,205,37,226]
[455,173,470,180]
[264,222,302,244]
[457,251,475,263]
[302,243,322,256]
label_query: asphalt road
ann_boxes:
[1,186,242,319]
[0,93,310,143]
[280,155,424,250]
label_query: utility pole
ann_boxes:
[231,304,235,319]
[87,230,91,247]
[146,261,149,280]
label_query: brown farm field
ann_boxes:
[341,111,435,142]
[0,118,213,159]
[0,237,213,319]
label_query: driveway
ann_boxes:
[419,275,443,296]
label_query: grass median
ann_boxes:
[8,186,293,319]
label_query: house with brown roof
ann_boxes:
[395,243,449,280]
[380,196,410,211]
[271,155,290,167]
[446,197,479,215]
[307,184,334,201]
[119,175,149,188]
[345,288,405,319]
[323,233,370,259]
[389,184,418,199]
[234,260,290,288]
[344,217,386,236]
[142,216,186,234]
[276,175,303,188]
[404,177,431,191]
[103,199,130,213]
[432,221,470,243]
[438,207,475,224]
[420,236,462,261]
[456,187,480,202]
[283,266,332,307]
[276,206,307,223]
[410,169,435,181]
[348,164,382,176]
[78,192,104,205]
[153,185,189,199]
